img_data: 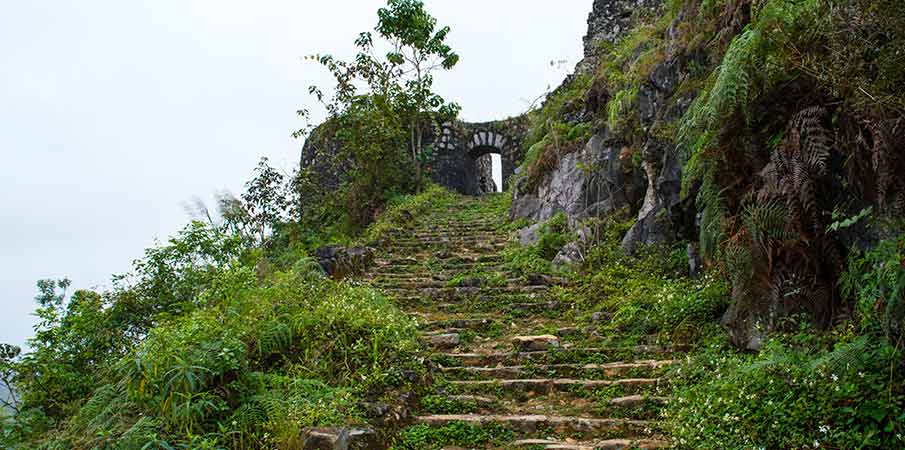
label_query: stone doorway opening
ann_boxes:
[475,153,504,194]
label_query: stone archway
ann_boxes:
[430,118,529,196]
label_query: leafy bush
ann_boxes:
[573,220,730,345]
[668,331,905,449]
[31,271,422,450]
[841,234,905,341]
[503,213,572,276]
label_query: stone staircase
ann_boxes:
[366,195,673,449]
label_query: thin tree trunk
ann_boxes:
[411,121,420,192]
[415,125,424,192]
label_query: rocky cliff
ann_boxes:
[510,0,905,349]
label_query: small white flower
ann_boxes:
[819,425,829,434]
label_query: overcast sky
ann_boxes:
[0,0,589,348]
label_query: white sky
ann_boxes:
[0,0,589,348]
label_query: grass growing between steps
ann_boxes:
[363,184,460,244]
[390,422,514,450]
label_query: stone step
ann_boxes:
[448,378,664,396]
[423,393,667,417]
[435,347,677,367]
[406,300,563,316]
[375,254,504,266]
[420,317,496,331]
[441,361,675,380]
[388,235,509,244]
[414,414,653,438]
[424,333,461,349]
[390,240,508,249]
[512,438,669,449]
[368,265,509,277]
[384,232,509,242]
[396,298,558,315]
[401,225,503,234]
[381,285,549,298]
[373,278,524,289]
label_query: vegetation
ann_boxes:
[2,204,425,449]
[5,0,905,448]
[297,0,460,229]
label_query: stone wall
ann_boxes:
[302,116,529,198]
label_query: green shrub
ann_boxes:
[668,331,905,449]
[571,219,730,345]
[503,213,573,276]
[31,270,423,449]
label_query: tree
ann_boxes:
[305,0,460,194]
[375,0,460,190]
[0,344,20,415]
[241,157,288,244]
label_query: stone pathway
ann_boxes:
[367,195,673,449]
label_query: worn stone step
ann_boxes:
[420,317,497,331]
[512,438,669,449]
[406,300,563,316]
[424,333,461,349]
[441,361,675,380]
[398,299,558,314]
[414,414,653,437]
[434,347,677,367]
[381,285,549,298]
[403,225,502,234]
[384,233,508,242]
[368,265,509,276]
[373,278,524,289]
[388,236,509,245]
[424,393,667,417]
[375,254,504,266]
[448,378,664,396]
[390,240,508,249]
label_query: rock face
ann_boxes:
[314,246,376,279]
[583,0,666,57]
[511,0,703,259]
[476,153,498,194]
[511,131,645,226]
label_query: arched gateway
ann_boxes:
[429,117,528,196]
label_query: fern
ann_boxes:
[697,174,728,260]
[607,87,638,131]
[742,197,791,253]
[809,335,871,374]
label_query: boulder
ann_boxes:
[426,333,461,349]
[517,223,544,247]
[302,428,379,450]
[552,241,584,270]
[315,246,376,279]
[512,335,561,352]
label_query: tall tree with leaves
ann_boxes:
[242,157,288,244]
[375,0,460,190]
[304,0,460,194]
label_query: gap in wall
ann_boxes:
[491,154,503,192]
